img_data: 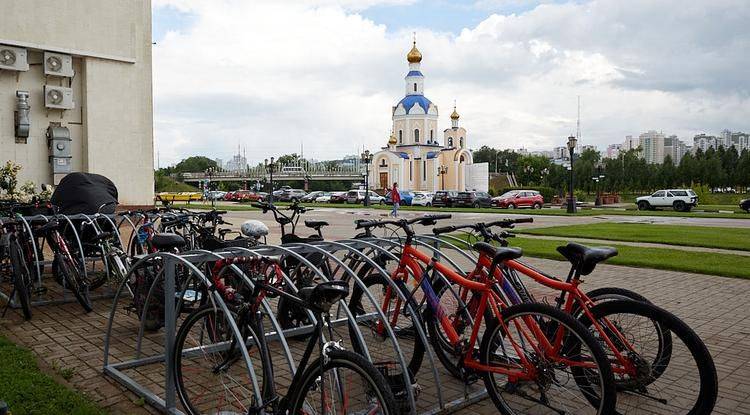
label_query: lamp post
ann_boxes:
[264,157,276,204]
[205,167,215,207]
[438,165,448,190]
[360,149,373,206]
[594,162,605,207]
[566,135,577,213]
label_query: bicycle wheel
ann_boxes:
[480,302,616,415]
[570,287,652,318]
[348,273,425,383]
[56,254,93,312]
[578,300,717,415]
[174,305,267,415]
[287,348,398,415]
[9,237,33,320]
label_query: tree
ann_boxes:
[171,156,217,173]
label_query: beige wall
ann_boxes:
[0,0,154,205]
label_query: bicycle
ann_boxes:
[432,219,718,415]
[0,215,36,320]
[349,214,617,414]
[173,255,398,414]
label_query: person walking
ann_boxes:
[390,182,401,217]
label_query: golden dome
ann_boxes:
[450,106,460,120]
[407,41,422,63]
[388,131,397,145]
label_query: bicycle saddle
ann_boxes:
[304,220,329,230]
[298,280,349,313]
[151,233,186,251]
[473,242,523,263]
[556,242,618,275]
[34,220,60,234]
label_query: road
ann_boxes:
[217,206,750,244]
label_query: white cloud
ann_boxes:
[152,0,750,166]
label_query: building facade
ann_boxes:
[0,0,154,205]
[369,41,487,192]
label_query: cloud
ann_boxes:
[152,0,750,166]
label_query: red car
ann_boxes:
[239,191,266,202]
[224,191,237,201]
[492,190,544,209]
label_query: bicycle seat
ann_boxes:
[34,220,60,234]
[304,220,329,230]
[298,280,349,312]
[151,233,186,251]
[473,242,523,263]
[556,242,618,275]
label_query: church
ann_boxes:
[369,40,488,193]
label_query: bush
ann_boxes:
[497,186,555,203]
[574,190,587,203]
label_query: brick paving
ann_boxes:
[2,242,750,414]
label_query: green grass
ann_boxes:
[518,223,750,252]
[174,201,750,219]
[450,235,750,279]
[0,335,105,415]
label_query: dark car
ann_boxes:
[741,199,750,213]
[432,191,459,207]
[453,191,492,208]
[330,191,348,203]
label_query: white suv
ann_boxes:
[636,189,698,212]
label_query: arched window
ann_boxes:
[430,130,433,140]
[414,129,419,142]
[459,137,464,147]
[413,83,417,92]
[460,155,465,163]
[398,130,403,144]
[448,137,453,147]
[379,159,387,167]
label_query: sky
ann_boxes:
[151,0,750,167]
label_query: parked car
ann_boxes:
[330,191,348,204]
[223,191,237,201]
[273,186,292,198]
[411,192,434,207]
[384,190,415,206]
[492,190,544,209]
[239,191,266,202]
[346,190,384,204]
[204,190,226,201]
[740,198,750,213]
[314,192,332,203]
[454,191,492,208]
[432,190,459,207]
[301,191,324,202]
[277,189,306,202]
[636,189,698,211]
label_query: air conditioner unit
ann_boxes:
[44,85,75,110]
[44,52,74,77]
[0,45,29,71]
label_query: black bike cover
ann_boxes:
[51,172,118,214]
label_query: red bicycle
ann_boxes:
[348,214,616,415]
[431,220,718,415]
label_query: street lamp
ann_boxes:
[566,135,577,213]
[360,149,373,206]
[594,162,605,207]
[264,157,276,204]
[438,165,448,190]
[205,167,215,207]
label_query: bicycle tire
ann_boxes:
[174,305,269,415]
[578,299,717,415]
[9,237,32,320]
[286,349,398,415]
[56,254,93,312]
[348,273,425,383]
[571,286,652,318]
[480,302,617,415]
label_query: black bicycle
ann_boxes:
[173,255,397,414]
[1,215,36,320]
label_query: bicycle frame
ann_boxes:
[392,243,598,378]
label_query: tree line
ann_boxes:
[473,145,750,196]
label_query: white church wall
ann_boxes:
[466,162,489,192]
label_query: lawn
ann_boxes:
[459,236,750,279]
[175,202,750,219]
[0,335,105,415]
[518,223,750,252]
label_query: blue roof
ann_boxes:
[426,151,439,159]
[397,95,433,114]
[406,70,423,77]
[390,151,410,159]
